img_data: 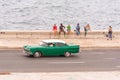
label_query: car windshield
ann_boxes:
[39,42,48,46]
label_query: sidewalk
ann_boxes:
[0,37,120,49]
[0,72,120,80]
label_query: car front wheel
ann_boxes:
[33,52,42,58]
[64,52,71,57]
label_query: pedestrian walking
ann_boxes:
[107,26,112,40]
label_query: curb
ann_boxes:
[0,46,23,50]
[0,72,11,75]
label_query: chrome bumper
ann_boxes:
[23,50,32,56]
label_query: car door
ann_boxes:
[53,43,68,55]
[43,43,59,56]
[44,43,68,56]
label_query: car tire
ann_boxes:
[33,52,42,58]
[64,52,71,57]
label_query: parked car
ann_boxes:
[23,39,80,58]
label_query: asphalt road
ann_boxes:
[0,49,120,72]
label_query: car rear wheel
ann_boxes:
[33,52,42,58]
[64,52,71,57]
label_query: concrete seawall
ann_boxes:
[0,30,120,39]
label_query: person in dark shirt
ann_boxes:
[107,26,112,40]
[59,23,66,37]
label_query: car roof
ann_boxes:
[42,39,66,44]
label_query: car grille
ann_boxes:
[23,49,31,55]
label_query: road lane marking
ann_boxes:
[48,62,85,64]
[104,58,116,60]
[90,52,105,54]
[116,66,120,68]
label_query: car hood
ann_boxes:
[24,45,43,49]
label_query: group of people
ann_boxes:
[52,23,71,37]
[52,23,91,38]
[52,23,113,40]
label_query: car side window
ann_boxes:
[55,43,66,47]
[40,42,48,46]
[48,43,55,47]
[49,43,54,47]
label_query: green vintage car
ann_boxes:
[23,39,80,58]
